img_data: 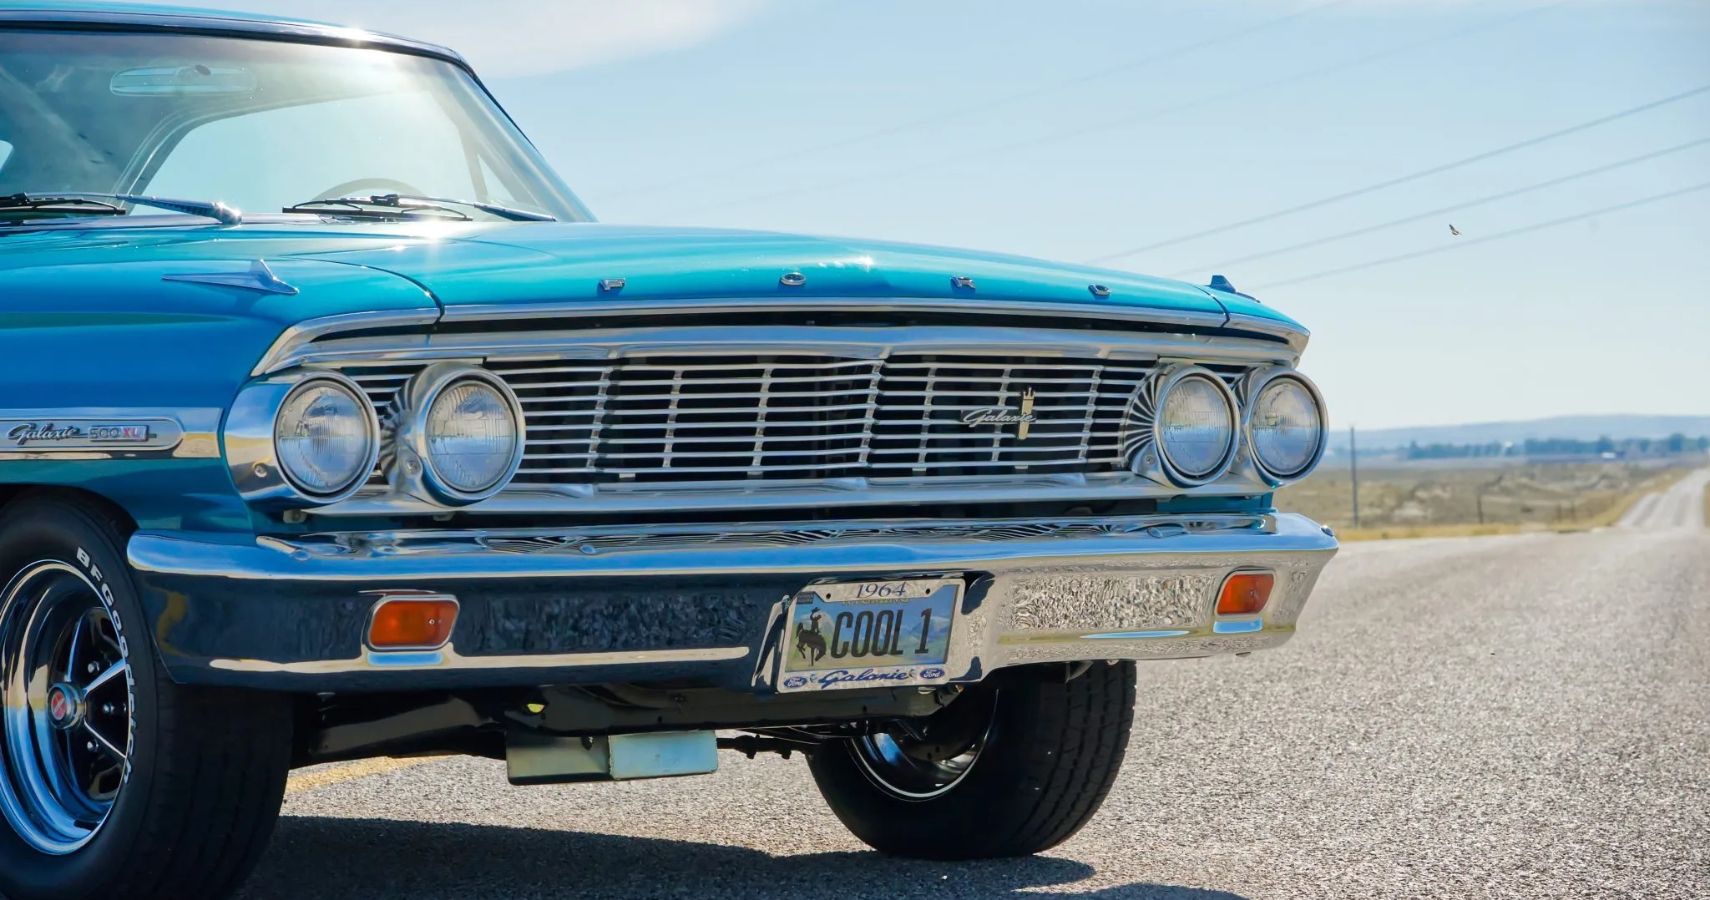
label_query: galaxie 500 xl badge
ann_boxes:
[1,418,183,453]
[960,387,1037,440]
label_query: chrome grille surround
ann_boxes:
[279,321,1300,516]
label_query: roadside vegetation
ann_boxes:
[1279,460,1695,541]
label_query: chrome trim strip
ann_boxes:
[128,513,1331,582]
[250,309,440,377]
[1225,312,1311,351]
[253,298,1308,377]
[0,9,469,68]
[209,645,750,675]
[433,297,1233,328]
[1075,629,1193,640]
[264,315,1297,374]
[281,513,1272,558]
[432,296,1268,345]
[314,472,1276,517]
[290,324,1295,374]
[0,409,218,460]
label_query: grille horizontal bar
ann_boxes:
[347,351,1252,486]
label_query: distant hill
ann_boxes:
[1331,415,1710,452]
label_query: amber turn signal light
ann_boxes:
[1216,571,1274,616]
[367,595,459,650]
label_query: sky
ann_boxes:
[127,0,1710,430]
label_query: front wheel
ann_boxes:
[0,494,293,900]
[807,661,1136,859]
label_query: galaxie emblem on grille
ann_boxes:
[960,388,1037,440]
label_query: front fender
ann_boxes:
[0,252,435,532]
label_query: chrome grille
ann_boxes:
[347,353,1246,486]
[869,356,1147,474]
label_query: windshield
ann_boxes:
[0,29,590,222]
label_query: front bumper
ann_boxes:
[127,512,1337,692]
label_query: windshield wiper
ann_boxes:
[0,192,243,225]
[285,193,555,222]
[0,194,127,217]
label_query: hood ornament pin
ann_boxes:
[162,258,298,295]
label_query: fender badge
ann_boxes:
[1,418,184,452]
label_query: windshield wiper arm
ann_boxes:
[286,193,554,222]
[0,192,243,225]
[420,194,555,222]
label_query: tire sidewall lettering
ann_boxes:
[66,543,135,788]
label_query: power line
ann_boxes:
[603,0,1352,202]
[1250,181,1710,289]
[683,0,1563,216]
[1086,82,1710,264]
[1166,136,1710,277]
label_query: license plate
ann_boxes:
[780,578,958,691]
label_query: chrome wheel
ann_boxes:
[852,687,999,800]
[0,561,134,855]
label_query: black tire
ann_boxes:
[807,661,1136,859]
[0,493,293,900]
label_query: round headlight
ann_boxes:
[421,374,523,500]
[1248,373,1325,482]
[1157,372,1236,482]
[273,378,377,498]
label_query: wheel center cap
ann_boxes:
[46,683,85,731]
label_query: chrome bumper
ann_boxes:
[126,513,1337,692]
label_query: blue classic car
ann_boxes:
[0,5,1337,899]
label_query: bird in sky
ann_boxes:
[1449,224,1462,236]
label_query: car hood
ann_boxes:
[297,221,1243,317]
[0,220,1305,337]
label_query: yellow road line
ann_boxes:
[285,756,443,795]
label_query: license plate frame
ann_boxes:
[777,577,960,692]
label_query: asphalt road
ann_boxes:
[1619,466,1710,530]
[248,471,1710,900]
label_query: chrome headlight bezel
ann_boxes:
[227,370,380,508]
[394,363,526,506]
[1146,364,1241,487]
[1242,366,1328,486]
